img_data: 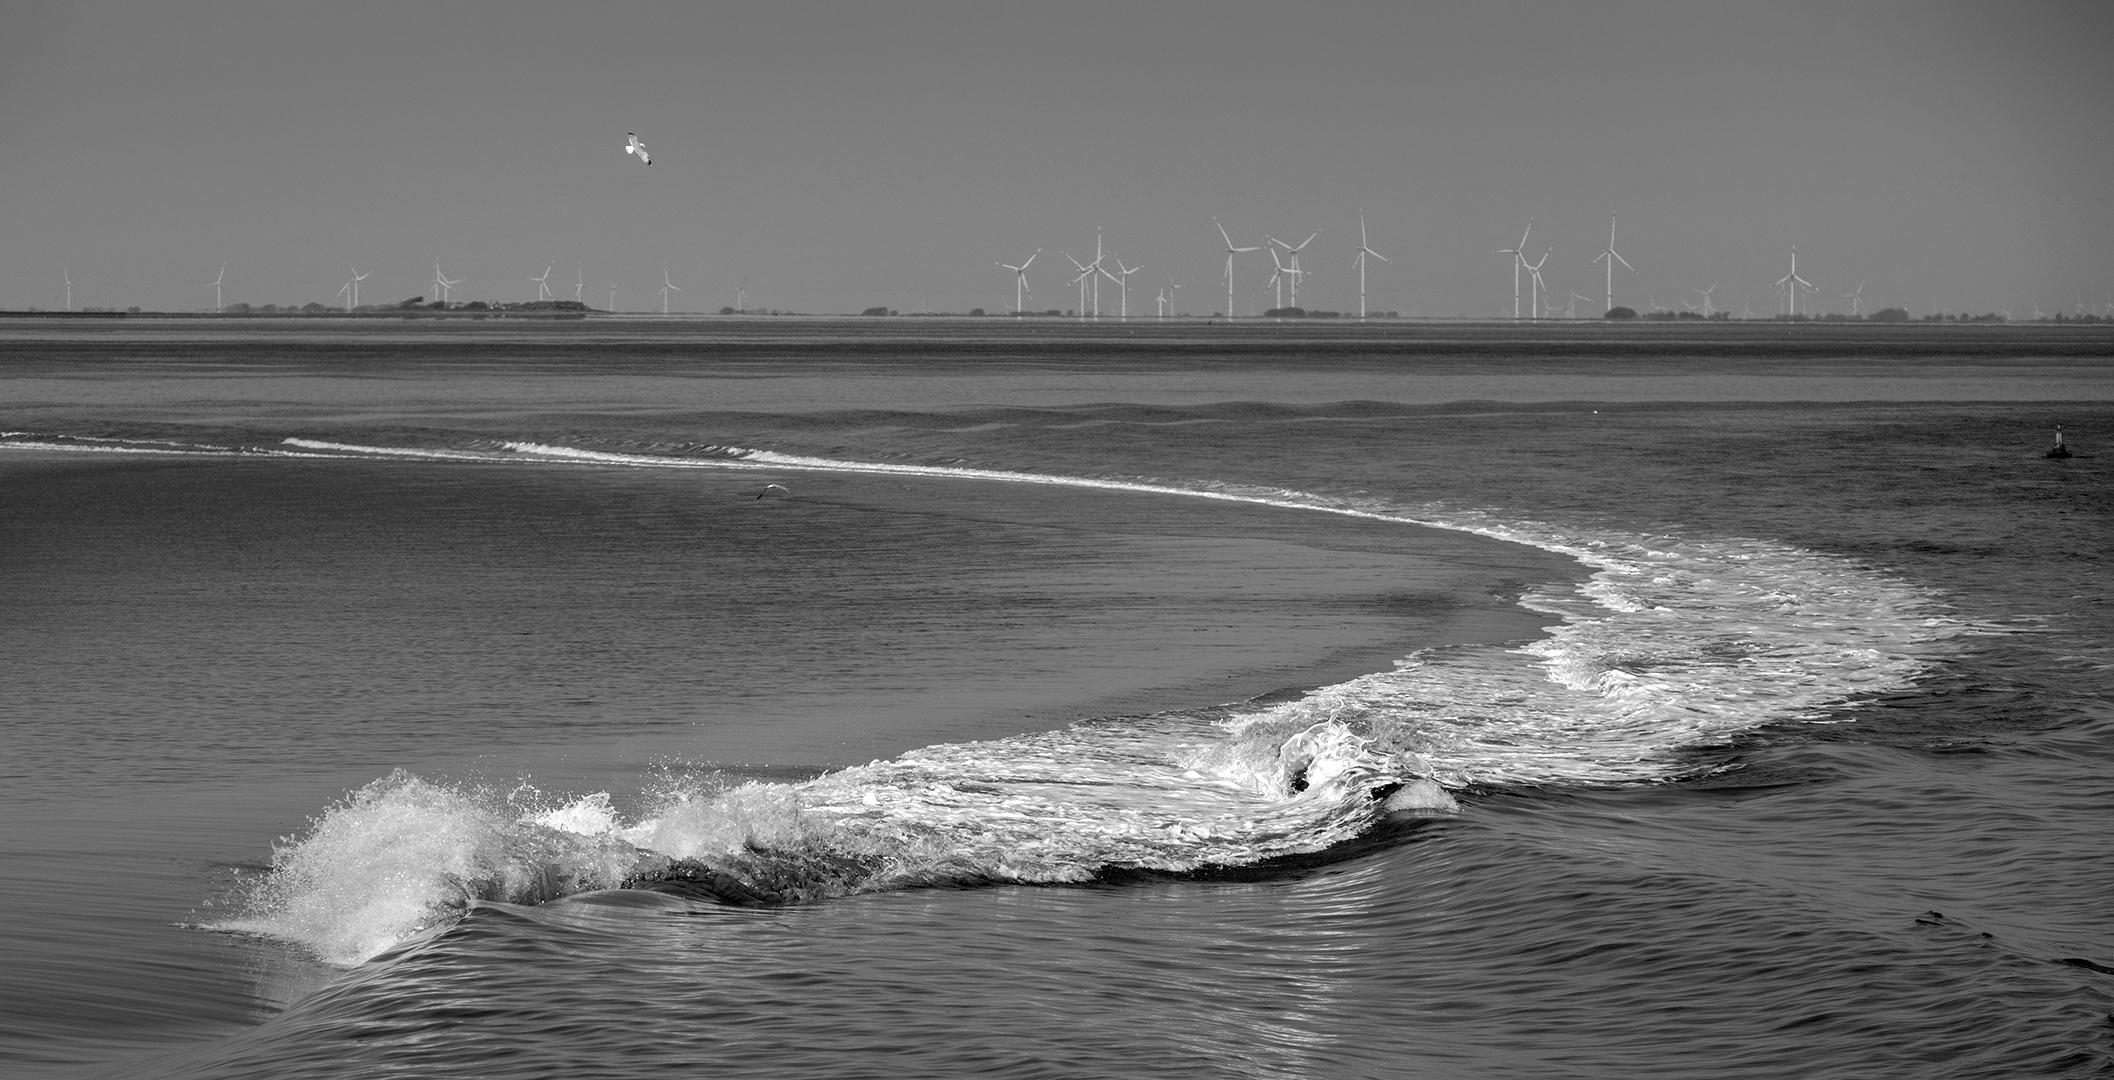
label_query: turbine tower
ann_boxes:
[531,265,553,303]
[659,267,680,313]
[1844,279,1868,317]
[336,280,353,312]
[573,269,585,304]
[1266,247,1291,311]
[998,250,1039,314]
[1590,212,1636,315]
[1694,282,1718,318]
[1214,218,1260,318]
[348,266,370,309]
[1495,221,1532,319]
[608,283,617,312]
[62,266,72,311]
[736,275,748,314]
[206,262,226,313]
[1351,213,1389,319]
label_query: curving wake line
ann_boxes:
[146,433,1972,964]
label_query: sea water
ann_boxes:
[1,320,2110,1078]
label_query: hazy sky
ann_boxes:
[3,0,2108,316]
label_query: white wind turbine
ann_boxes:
[348,266,370,309]
[608,283,617,312]
[1495,220,1532,319]
[1775,247,1814,316]
[1351,213,1388,320]
[1590,212,1636,315]
[736,275,748,314]
[998,249,1039,314]
[1270,231,1318,308]
[531,265,553,303]
[432,261,462,304]
[1064,252,1093,319]
[205,262,227,312]
[1524,251,1550,320]
[1214,218,1261,318]
[1086,229,1110,317]
[659,267,680,313]
[1112,258,1140,320]
[1694,282,1719,317]
[573,269,585,304]
[61,266,73,311]
[1266,247,1292,311]
[1158,276,1182,319]
[1844,279,1868,317]
[336,280,354,312]
[1568,292,1593,320]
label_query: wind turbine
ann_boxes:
[736,274,748,314]
[659,267,680,313]
[348,266,369,309]
[1214,218,1261,318]
[1270,231,1318,308]
[1086,229,1109,317]
[206,262,227,312]
[433,261,461,304]
[1495,220,1532,319]
[1774,247,1814,316]
[608,283,617,312]
[61,266,72,311]
[1112,259,1140,320]
[1266,247,1292,311]
[1844,279,1868,317]
[1064,252,1092,319]
[1568,292,1593,320]
[1590,212,1636,315]
[1524,251,1549,320]
[336,280,353,312]
[1351,213,1388,319]
[573,269,585,304]
[531,265,553,303]
[998,250,1039,314]
[1694,282,1719,318]
[1158,276,1182,319]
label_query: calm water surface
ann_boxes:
[2,320,2110,1078]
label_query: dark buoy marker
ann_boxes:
[2046,425,2071,459]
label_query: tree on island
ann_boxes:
[1604,306,1637,320]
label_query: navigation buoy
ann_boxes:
[2047,425,2072,459]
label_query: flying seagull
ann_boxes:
[626,132,651,165]
[756,483,790,500]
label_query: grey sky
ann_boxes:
[3,0,2107,316]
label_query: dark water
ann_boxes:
[2,321,2110,1078]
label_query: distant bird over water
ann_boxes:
[757,483,790,500]
[626,132,651,165]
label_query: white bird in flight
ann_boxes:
[626,132,651,165]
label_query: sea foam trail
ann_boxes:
[212,435,1971,965]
